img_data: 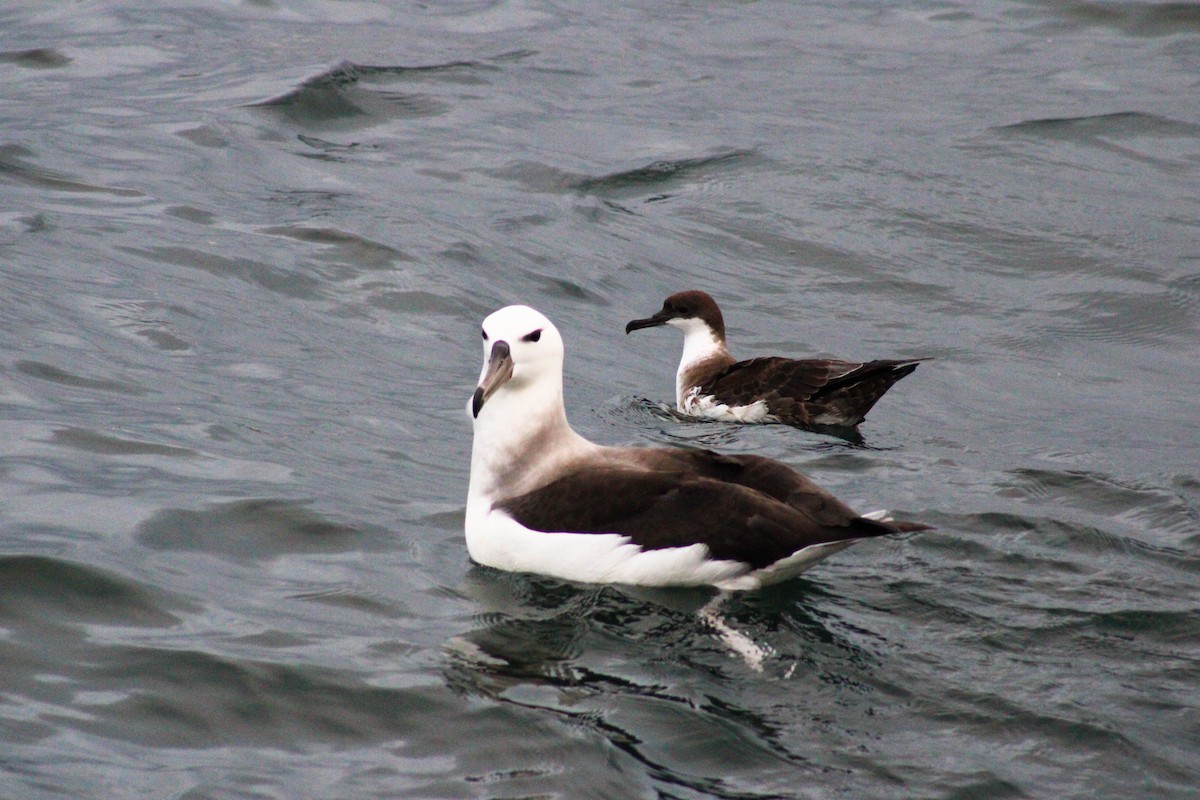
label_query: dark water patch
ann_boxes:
[85,297,194,352]
[288,585,396,616]
[0,555,183,628]
[119,245,324,300]
[979,604,1196,660]
[297,133,354,151]
[990,110,1200,171]
[489,149,757,200]
[937,777,1026,800]
[998,111,1193,136]
[1174,473,1200,499]
[411,508,465,534]
[70,646,457,748]
[437,239,488,270]
[48,427,196,457]
[263,188,354,218]
[259,224,410,269]
[175,124,229,149]
[1037,288,1197,345]
[164,205,216,225]
[355,58,504,84]
[1086,608,1199,640]
[444,643,803,798]
[0,144,142,197]
[0,210,49,242]
[1166,269,1200,312]
[897,512,1014,560]
[990,110,1200,175]
[0,48,72,69]
[887,208,1122,286]
[525,271,605,303]
[247,60,483,127]
[679,210,885,283]
[134,498,367,560]
[364,288,465,315]
[573,150,758,194]
[921,679,1141,753]
[133,326,189,352]
[493,211,555,233]
[986,515,1158,570]
[999,467,1186,519]
[928,508,1200,609]
[1122,532,1199,571]
[1033,1,1200,36]
[294,133,383,162]
[984,330,1062,359]
[15,360,147,396]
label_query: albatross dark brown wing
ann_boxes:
[495,449,930,570]
[634,446,929,532]
[699,356,927,427]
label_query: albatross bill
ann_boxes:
[466,304,929,591]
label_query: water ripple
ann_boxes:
[0,555,186,628]
[1035,2,1200,36]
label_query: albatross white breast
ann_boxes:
[466,304,929,591]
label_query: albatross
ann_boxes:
[626,290,926,428]
[466,304,928,591]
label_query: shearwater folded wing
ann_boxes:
[696,356,925,426]
[626,290,927,427]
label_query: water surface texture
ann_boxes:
[2,2,1198,798]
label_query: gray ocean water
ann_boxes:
[2,1,1198,798]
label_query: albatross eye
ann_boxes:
[481,329,488,340]
[522,329,542,343]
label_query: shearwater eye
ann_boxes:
[522,328,542,343]
[481,328,488,340]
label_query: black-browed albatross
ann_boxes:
[626,290,926,429]
[467,304,929,591]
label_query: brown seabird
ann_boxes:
[467,304,929,590]
[626,290,926,428]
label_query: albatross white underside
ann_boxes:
[466,497,865,591]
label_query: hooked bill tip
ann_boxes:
[625,315,665,334]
